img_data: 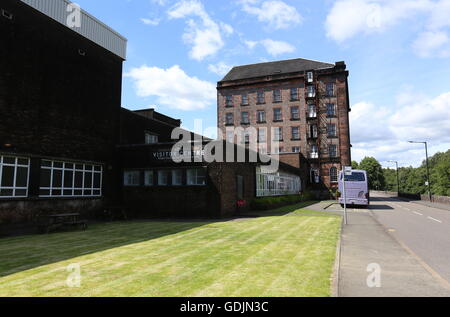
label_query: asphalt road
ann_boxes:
[369,191,450,284]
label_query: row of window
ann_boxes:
[0,156,103,198]
[310,167,339,184]
[225,84,336,107]
[40,160,102,197]
[225,104,336,126]
[256,167,301,197]
[124,168,207,187]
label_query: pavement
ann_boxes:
[309,193,450,297]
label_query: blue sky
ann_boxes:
[74,0,450,167]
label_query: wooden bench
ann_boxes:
[38,213,87,234]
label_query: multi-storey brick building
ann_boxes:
[217,58,351,190]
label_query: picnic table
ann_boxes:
[38,213,87,234]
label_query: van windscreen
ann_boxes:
[344,172,366,182]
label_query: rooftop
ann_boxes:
[220,58,336,82]
[21,0,127,59]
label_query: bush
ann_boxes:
[250,194,310,211]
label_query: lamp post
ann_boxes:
[408,141,432,202]
[387,160,400,195]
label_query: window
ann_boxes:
[257,110,266,123]
[242,131,250,144]
[226,95,233,107]
[158,170,169,186]
[225,113,234,125]
[310,145,318,159]
[291,107,300,120]
[259,145,267,154]
[40,160,102,196]
[273,89,282,102]
[0,156,29,198]
[145,133,158,144]
[227,131,234,143]
[187,168,206,186]
[330,167,338,183]
[257,91,265,104]
[290,88,299,101]
[307,86,315,98]
[327,124,337,137]
[172,170,183,186]
[144,171,154,186]
[291,127,300,140]
[241,94,249,106]
[273,108,282,121]
[258,128,266,143]
[308,125,318,138]
[273,127,283,141]
[307,72,314,83]
[256,167,301,197]
[226,130,235,143]
[327,104,336,117]
[292,146,300,153]
[308,104,317,118]
[326,83,335,97]
[241,112,250,124]
[329,145,337,158]
[124,170,140,187]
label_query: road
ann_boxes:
[369,191,450,284]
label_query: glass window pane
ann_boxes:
[65,163,74,169]
[54,162,63,168]
[144,171,153,186]
[16,167,28,188]
[40,169,51,188]
[85,172,92,188]
[85,165,93,171]
[39,189,50,196]
[3,157,15,164]
[41,160,52,167]
[93,173,101,188]
[15,189,27,197]
[64,170,74,188]
[75,171,83,188]
[52,189,62,196]
[0,189,14,197]
[75,164,84,170]
[1,166,14,187]
[17,158,29,166]
[52,170,62,188]
[84,190,92,196]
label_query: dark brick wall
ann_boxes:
[0,0,124,223]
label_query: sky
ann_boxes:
[73,0,450,168]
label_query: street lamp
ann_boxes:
[387,160,400,195]
[408,141,432,202]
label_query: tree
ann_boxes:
[358,157,386,190]
[351,160,359,169]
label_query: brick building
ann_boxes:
[0,0,126,225]
[217,58,352,190]
[0,0,304,230]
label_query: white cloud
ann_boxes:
[141,18,161,26]
[350,89,450,166]
[325,0,450,58]
[208,62,233,76]
[260,39,295,56]
[168,0,231,61]
[412,31,450,57]
[125,65,216,111]
[244,40,258,50]
[240,0,302,30]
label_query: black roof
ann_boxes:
[220,58,335,82]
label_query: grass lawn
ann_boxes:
[0,205,341,297]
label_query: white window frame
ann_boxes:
[40,160,103,197]
[0,156,30,198]
[330,167,338,183]
[256,167,301,197]
[144,170,154,186]
[158,170,170,186]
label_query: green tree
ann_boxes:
[359,157,386,190]
[351,160,359,169]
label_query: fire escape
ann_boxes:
[305,70,322,185]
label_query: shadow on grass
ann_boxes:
[0,220,214,278]
[238,201,320,217]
